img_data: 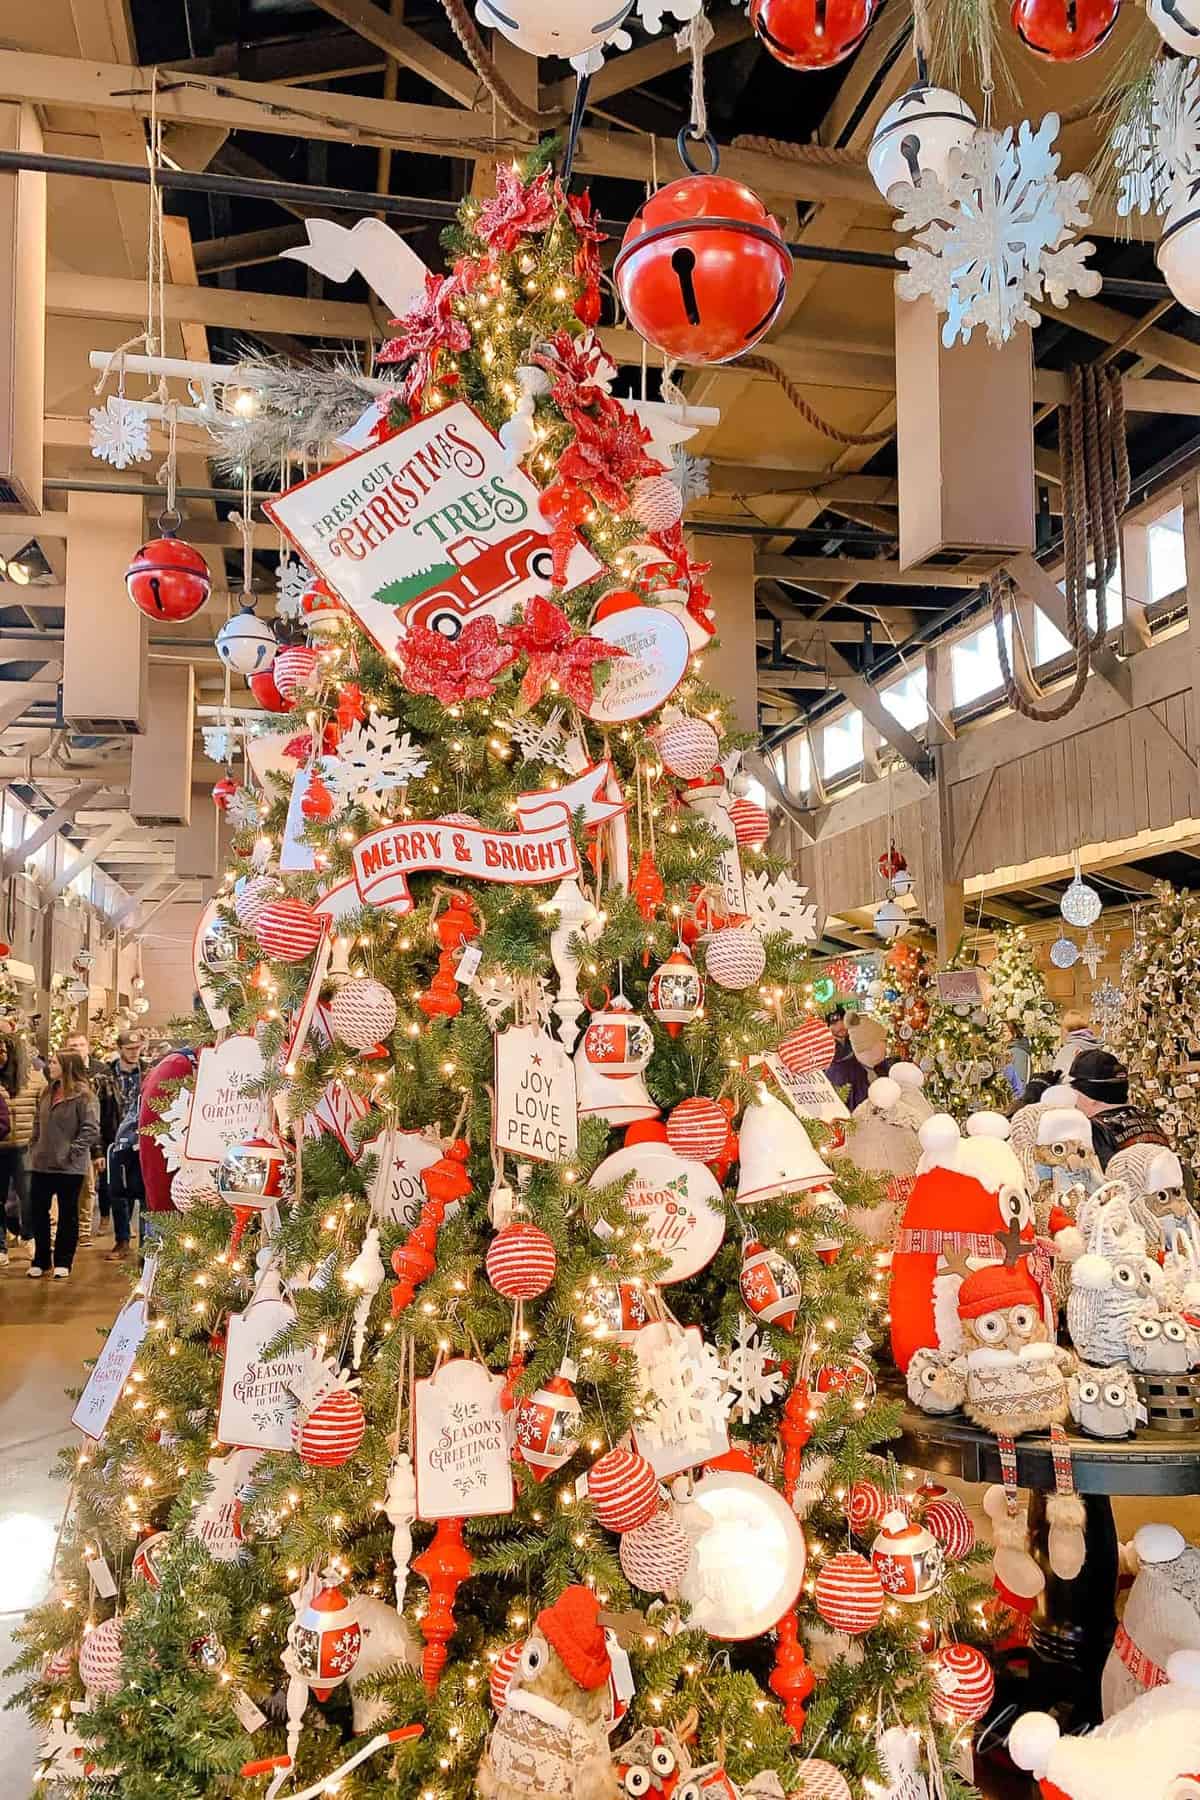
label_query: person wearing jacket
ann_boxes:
[28,1051,100,1279]
[0,1031,44,1263]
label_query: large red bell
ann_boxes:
[751,0,876,69]
[614,136,792,367]
[125,529,211,621]
[1010,0,1118,58]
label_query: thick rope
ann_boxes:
[438,0,566,131]
[738,354,896,445]
[732,133,878,168]
[992,363,1129,723]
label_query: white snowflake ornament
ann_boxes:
[202,724,240,765]
[1115,60,1200,219]
[721,1315,787,1423]
[634,1321,733,1476]
[276,556,314,623]
[158,1083,194,1174]
[501,707,579,772]
[227,787,262,831]
[893,114,1101,347]
[322,710,430,807]
[744,870,819,944]
[473,969,519,1030]
[89,394,152,470]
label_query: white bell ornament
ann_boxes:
[216,604,277,676]
[1148,0,1200,54]
[475,0,634,61]
[1158,187,1200,313]
[867,83,977,200]
[736,1087,833,1205]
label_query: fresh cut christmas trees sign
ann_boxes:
[264,400,604,654]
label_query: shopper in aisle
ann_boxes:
[1070,1049,1169,1170]
[1052,1008,1101,1077]
[28,1050,100,1279]
[824,1006,872,1109]
[94,1032,144,1260]
[0,1030,45,1263]
[64,1030,102,1243]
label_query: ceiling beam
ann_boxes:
[47,816,131,897]
[758,553,984,589]
[1033,369,1200,417]
[193,224,307,273]
[171,29,386,86]
[0,672,61,731]
[542,12,752,111]
[706,466,899,503]
[1096,862,1161,893]
[1034,297,1200,383]
[304,0,485,107]
[822,643,931,781]
[0,783,102,880]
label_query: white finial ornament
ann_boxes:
[384,1452,417,1610]
[343,1227,385,1368]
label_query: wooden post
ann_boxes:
[0,101,45,514]
[174,785,220,881]
[924,749,965,961]
[689,532,759,734]
[924,643,956,747]
[1121,518,1156,657]
[1182,474,1200,792]
[62,491,148,733]
[130,665,196,826]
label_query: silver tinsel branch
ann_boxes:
[209,352,400,478]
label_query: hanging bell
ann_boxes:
[574,1044,660,1127]
[647,945,705,1037]
[735,1088,832,1206]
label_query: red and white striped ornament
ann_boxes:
[871,1510,944,1603]
[486,1221,556,1300]
[812,1355,876,1404]
[490,1639,524,1710]
[329,977,397,1051]
[666,1096,728,1163]
[292,1582,362,1700]
[846,1478,887,1533]
[619,1504,693,1595]
[777,1020,836,1074]
[293,1385,366,1468]
[514,1363,582,1481]
[172,1160,218,1213]
[704,923,766,991]
[814,1550,885,1634]
[254,896,324,962]
[132,1531,171,1591]
[273,645,322,700]
[41,1644,75,1684]
[929,1643,994,1724]
[79,1617,124,1697]
[739,1237,802,1329]
[654,715,721,781]
[587,1447,659,1533]
[922,1494,976,1560]
[233,873,278,930]
[728,795,770,849]
[794,1761,853,1800]
[631,473,684,534]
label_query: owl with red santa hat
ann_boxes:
[890,1111,1043,1373]
[1010,1650,1200,1800]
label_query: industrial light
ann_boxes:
[2,540,52,585]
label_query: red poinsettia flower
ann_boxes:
[397,617,516,705]
[651,529,717,634]
[377,271,471,407]
[475,165,557,256]
[559,409,659,512]
[503,595,622,708]
[531,330,618,427]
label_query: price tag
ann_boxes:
[85,1554,117,1599]
[455,943,483,985]
[231,1689,268,1734]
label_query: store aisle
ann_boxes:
[0,1247,131,1797]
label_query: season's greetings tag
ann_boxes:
[71,1298,148,1439]
[217,1282,311,1452]
[493,1025,578,1164]
[414,1358,514,1521]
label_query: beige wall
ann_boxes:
[137,901,198,1029]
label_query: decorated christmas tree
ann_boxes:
[913,955,1012,1122]
[985,930,1058,1074]
[12,160,991,1800]
[1113,881,1200,1168]
[883,941,933,1061]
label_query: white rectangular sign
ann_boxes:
[184,1035,267,1163]
[71,1298,148,1440]
[414,1359,514,1521]
[217,1293,310,1452]
[494,1025,578,1164]
[763,1056,851,1123]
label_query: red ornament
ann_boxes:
[131,1530,170,1591]
[847,1478,887,1533]
[397,616,516,705]
[391,1140,472,1314]
[411,1517,473,1692]
[814,1551,886,1634]
[666,1096,729,1163]
[751,0,875,66]
[647,945,705,1037]
[211,774,238,813]
[587,1447,659,1533]
[615,171,792,366]
[739,1237,803,1329]
[538,479,592,588]
[293,1384,366,1468]
[249,666,291,713]
[1010,0,1118,58]
[293,1582,363,1701]
[486,1221,556,1300]
[301,576,346,640]
[929,1643,995,1724]
[728,794,770,848]
[254,897,324,962]
[419,892,481,1019]
[337,681,366,731]
[502,594,619,709]
[513,1363,582,1481]
[126,533,212,621]
[273,645,322,701]
[769,1612,815,1739]
[216,1133,290,1253]
[777,1019,836,1074]
[377,270,471,410]
[871,1510,944,1602]
[922,1494,976,1560]
[632,847,665,929]
[301,772,335,821]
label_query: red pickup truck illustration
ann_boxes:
[402,530,557,639]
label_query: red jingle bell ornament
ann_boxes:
[126,528,212,621]
[211,773,238,813]
[614,137,792,366]
[751,0,876,69]
[1011,0,1118,59]
[514,1360,582,1481]
[249,666,291,713]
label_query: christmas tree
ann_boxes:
[912,954,1012,1122]
[1113,881,1200,1166]
[883,941,933,1061]
[985,930,1058,1075]
[12,160,990,1800]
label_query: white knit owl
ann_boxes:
[1065,1186,1163,1367]
[1100,1526,1200,1717]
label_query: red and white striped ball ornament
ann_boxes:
[704,922,766,992]
[777,1019,836,1074]
[293,1384,366,1468]
[922,1494,976,1560]
[814,1550,886,1634]
[654,714,721,781]
[871,1510,944,1603]
[793,1761,853,1800]
[846,1477,887,1533]
[171,1160,218,1213]
[329,977,398,1051]
[254,896,324,962]
[619,1503,693,1595]
[486,1221,557,1300]
[739,1237,803,1330]
[41,1644,75,1684]
[292,1582,363,1701]
[587,1447,659,1533]
[273,644,322,700]
[728,794,770,849]
[929,1643,995,1725]
[79,1616,124,1697]
[514,1363,582,1482]
[233,873,278,930]
[631,472,685,535]
[490,1639,525,1711]
[131,1530,171,1591]
[666,1096,728,1163]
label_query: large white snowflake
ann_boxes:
[158,1083,194,1173]
[501,707,577,773]
[892,114,1101,348]
[744,870,819,944]
[323,710,430,806]
[275,555,314,622]
[1115,60,1200,219]
[89,394,152,470]
[720,1316,787,1424]
[636,1326,732,1459]
[227,786,262,830]
[202,724,239,765]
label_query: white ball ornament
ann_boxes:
[474,0,634,61]
[794,1763,853,1800]
[328,977,398,1051]
[172,1160,218,1213]
[619,1504,693,1595]
[704,922,766,991]
[654,713,721,780]
[676,1469,806,1639]
[79,1617,124,1697]
[1148,0,1200,54]
[868,82,977,200]
[631,473,685,534]
[216,606,277,676]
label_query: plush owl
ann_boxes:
[1063,1187,1163,1367]
[1109,1143,1197,1256]
[614,1726,692,1800]
[479,1587,618,1800]
[834,1064,931,1246]
[1126,1310,1200,1376]
[1013,1649,1200,1797]
[1067,1365,1144,1439]
[677,1769,786,1800]
[1032,1093,1100,1225]
[1101,1526,1200,1717]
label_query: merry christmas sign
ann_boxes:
[184,1035,267,1163]
[413,1358,514,1521]
[71,1296,148,1440]
[263,401,604,655]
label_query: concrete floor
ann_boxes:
[0,1235,129,1800]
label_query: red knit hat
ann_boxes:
[537,1586,612,1691]
[957,1261,1041,1321]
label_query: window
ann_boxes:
[1148,505,1185,601]
[1033,558,1124,665]
[881,664,928,731]
[0,795,25,852]
[71,867,94,903]
[822,710,863,778]
[952,616,1013,708]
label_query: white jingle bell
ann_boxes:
[1148,0,1200,53]
[736,1087,832,1204]
[874,897,908,942]
[216,606,277,676]
[1158,189,1200,313]
[328,976,398,1051]
[631,473,685,534]
[475,0,634,61]
[867,82,977,200]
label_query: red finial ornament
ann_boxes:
[632,848,665,927]
[770,1611,816,1737]
[301,772,335,821]
[538,479,591,588]
[411,1517,473,1692]
[390,1139,472,1314]
[419,893,481,1019]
